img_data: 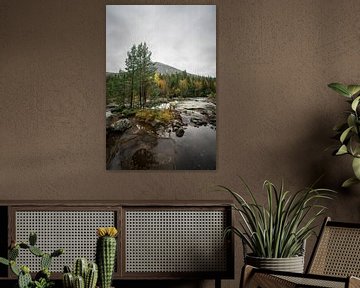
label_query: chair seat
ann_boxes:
[243,266,360,288]
[277,274,346,288]
[241,218,360,288]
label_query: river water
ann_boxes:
[106,98,216,170]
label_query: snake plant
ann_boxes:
[220,178,335,258]
[328,83,360,187]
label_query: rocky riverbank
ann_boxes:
[106,97,216,170]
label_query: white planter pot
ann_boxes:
[245,254,305,273]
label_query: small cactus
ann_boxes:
[63,272,74,288]
[51,248,64,258]
[74,275,85,288]
[10,260,20,276]
[29,232,37,246]
[74,258,88,279]
[96,227,118,288]
[63,259,98,288]
[85,263,98,288]
[41,253,52,270]
[18,269,32,288]
[19,243,29,249]
[64,265,72,273]
[0,232,63,288]
[29,245,44,257]
[9,246,19,260]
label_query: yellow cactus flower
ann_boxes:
[107,227,118,237]
[96,227,118,237]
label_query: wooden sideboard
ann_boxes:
[0,201,234,288]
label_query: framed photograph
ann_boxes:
[106,5,216,170]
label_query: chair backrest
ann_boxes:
[307,217,360,277]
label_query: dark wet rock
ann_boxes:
[106,116,114,128]
[150,119,162,128]
[172,120,182,127]
[209,116,216,125]
[171,119,183,133]
[106,114,122,129]
[131,148,157,169]
[190,117,200,124]
[176,128,185,137]
[191,117,207,126]
[111,118,132,132]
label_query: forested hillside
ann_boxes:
[106,42,216,108]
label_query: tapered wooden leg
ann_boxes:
[240,265,255,288]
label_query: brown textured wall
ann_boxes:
[1,0,360,287]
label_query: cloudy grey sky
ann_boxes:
[106,5,216,77]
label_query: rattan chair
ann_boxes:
[241,217,360,288]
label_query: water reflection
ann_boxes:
[107,98,216,170]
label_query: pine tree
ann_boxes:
[135,42,155,108]
[125,44,137,108]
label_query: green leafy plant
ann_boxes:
[0,232,63,288]
[328,83,360,187]
[220,179,334,258]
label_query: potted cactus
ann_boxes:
[62,258,98,288]
[0,232,64,288]
[96,227,118,288]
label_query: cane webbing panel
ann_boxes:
[309,226,360,277]
[15,211,115,272]
[277,275,345,288]
[248,273,297,288]
[125,210,227,273]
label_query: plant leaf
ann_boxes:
[349,135,360,156]
[352,157,360,179]
[347,114,356,130]
[351,96,360,111]
[0,257,9,266]
[347,85,360,97]
[328,83,351,97]
[342,177,360,188]
[336,145,348,155]
[340,126,353,143]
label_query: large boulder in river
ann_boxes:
[111,118,132,132]
[176,128,185,137]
